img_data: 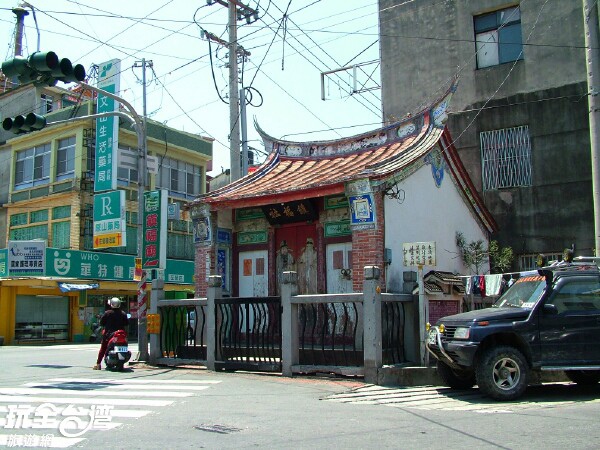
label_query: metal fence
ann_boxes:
[152,268,418,383]
[215,297,281,371]
[157,299,207,363]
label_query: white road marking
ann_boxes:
[323,384,600,412]
[0,387,196,397]
[24,382,212,391]
[48,378,221,384]
[0,376,221,447]
[0,395,174,407]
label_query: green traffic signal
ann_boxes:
[28,51,59,72]
[1,56,37,83]
[2,113,47,134]
[1,51,86,86]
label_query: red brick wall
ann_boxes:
[351,192,386,292]
[429,299,460,325]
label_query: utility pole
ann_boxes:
[206,0,257,181]
[583,0,600,254]
[228,2,241,181]
[133,58,152,361]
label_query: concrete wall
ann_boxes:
[379,0,594,265]
[384,162,489,292]
[379,0,585,118]
[448,83,594,256]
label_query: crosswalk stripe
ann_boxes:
[0,395,173,407]
[23,382,211,391]
[0,406,148,418]
[324,384,600,412]
[0,388,196,397]
[0,376,220,447]
[48,378,221,384]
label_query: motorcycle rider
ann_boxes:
[93,297,129,370]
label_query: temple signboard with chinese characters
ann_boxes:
[403,241,436,267]
[261,200,318,225]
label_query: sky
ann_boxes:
[0,0,382,176]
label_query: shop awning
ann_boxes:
[58,282,100,292]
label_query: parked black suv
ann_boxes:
[426,262,600,400]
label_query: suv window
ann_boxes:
[546,279,600,314]
[494,275,545,308]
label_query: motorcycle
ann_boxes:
[103,330,131,371]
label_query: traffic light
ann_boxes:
[2,112,47,134]
[146,313,161,334]
[1,51,86,86]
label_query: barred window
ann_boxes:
[519,253,563,271]
[480,126,532,191]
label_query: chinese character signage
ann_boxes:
[7,240,46,276]
[0,248,7,277]
[261,200,318,225]
[142,189,167,269]
[94,59,121,192]
[403,241,436,266]
[45,248,193,284]
[93,190,126,249]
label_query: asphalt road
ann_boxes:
[1,343,600,449]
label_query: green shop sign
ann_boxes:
[0,248,7,277]
[45,248,193,284]
[324,220,351,237]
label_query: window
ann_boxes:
[52,221,71,248]
[474,6,523,69]
[116,146,138,186]
[10,213,28,226]
[57,137,76,180]
[157,156,202,200]
[40,94,53,114]
[9,224,48,241]
[547,280,600,314]
[168,232,194,259]
[30,209,48,223]
[15,144,51,190]
[480,125,532,191]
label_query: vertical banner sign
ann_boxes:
[93,190,126,249]
[94,58,121,192]
[142,189,167,269]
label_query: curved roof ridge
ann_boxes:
[254,78,458,148]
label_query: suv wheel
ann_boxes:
[565,370,600,385]
[476,346,528,401]
[436,360,476,389]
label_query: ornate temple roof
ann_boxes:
[190,82,497,234]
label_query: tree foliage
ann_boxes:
[456,232,513,274]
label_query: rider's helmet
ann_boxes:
[108,297,121,308]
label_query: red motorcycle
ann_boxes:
[104,330,131,371]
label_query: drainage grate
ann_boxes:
[194,424,242,434]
